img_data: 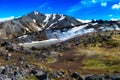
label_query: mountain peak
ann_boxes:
[27,11,44,16]
[33,11,39,15]
[0,11,82,38]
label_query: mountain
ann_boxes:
[0,11,120,47]
[0,11,82,38]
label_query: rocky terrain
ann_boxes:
[0,11,81,39]
[0,11,120,80]
[0,11,120,41]
[0,30,120,80]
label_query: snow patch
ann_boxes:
[18,38,61,48]
[99,27,104,29]
[71,23,75,26]
[58,15,65,21]
[44,14,51,22]
[70,24,88,33]
[91,23,98,26]
[48,21,57,28]
[36,26,42,31]
[77,19,91,23]
[52,14,56,20]
[114,24,120,30]
[44,14,52,25]
[18,35,28,39]
[33,19,36,23]
[34,11,39,15]
[25,28,30,32]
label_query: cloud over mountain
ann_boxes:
[0,16,14,22]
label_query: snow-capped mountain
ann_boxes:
[0,11,120,45]
[27,11,82,28]
[0,11,82,37]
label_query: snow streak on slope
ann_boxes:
[52,14,56,20]
[36,26,42,31]
[58,15,65,21]
[44,14,52,25]
[103,24,120,31]
[18,39,61,48]
[46,23,120,41]
[20,24,95,48]
[18,23,120,48]
[45,24,94,41]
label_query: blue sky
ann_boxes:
[0,0,120,20]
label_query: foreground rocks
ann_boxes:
[0,65,120,80]
[0,31,120,80]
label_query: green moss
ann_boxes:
[23,76,38,80]
[83,59,106,67]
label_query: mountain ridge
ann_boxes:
[0,11,82,39]
[0,11,120,42]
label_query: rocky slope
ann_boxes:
[0,11,120,44]
[0,11,120,80]
[0,11,82,38]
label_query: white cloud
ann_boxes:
[91,0,96,3]
[38,2,47,9]
[0,16,14,22]
[110,18,118,21]
[101,2,107,7]
[67,2,82,13]
[67,0,119,14]
[109,14,113,17]
[81,1,87,4]
[112,3,120,9]
[81,0,119,5]
[67,0,95,14]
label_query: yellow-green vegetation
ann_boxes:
[1,30,120,76]
[80,47,120,73]
[23,76,38,80]
[83,59,106,67]
[105,35,120,48]
[48,31,120,74]
[76,31,120,73]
